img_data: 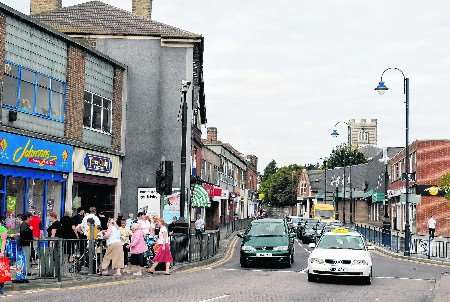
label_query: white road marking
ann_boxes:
[296,239,311,254]
[198,294,231,302]
[224,268,237,271]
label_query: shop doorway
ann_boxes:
[73,182,115,218]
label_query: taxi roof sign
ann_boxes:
[332,227,350,234]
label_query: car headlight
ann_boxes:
[241,245,256,252]
[309,257,325,264]
[273,246,289,251]
[352,259,369,265]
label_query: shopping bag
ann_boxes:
[0,257,11,283]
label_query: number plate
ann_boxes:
[256,253,272,257]
[330,266,345,272]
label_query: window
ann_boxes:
[1,61,65,121]
[83,91,112,134]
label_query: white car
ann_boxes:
[307,228,373,284]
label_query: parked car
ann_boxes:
[238,218,296,268]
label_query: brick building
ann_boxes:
[0,2,126,230]
[388,140,450,235]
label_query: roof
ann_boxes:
[32,1,201,39]
[0,2,125,69]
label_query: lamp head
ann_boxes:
[375,81,388,95]
[331,129,339,138]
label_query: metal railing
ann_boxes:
[355,224,450,260]
[5,218,253,282]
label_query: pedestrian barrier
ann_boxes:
[4,218,253,282]
[356,224,450,261]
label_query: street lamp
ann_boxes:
[374,67,411,256]
[320,158,328,204]
[180,80,191,220]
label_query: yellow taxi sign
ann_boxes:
[332,227,350,234]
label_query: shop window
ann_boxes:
[83,91,112,134]
[27,179,44,215]
[5,177,25,235]
[47,181,62,225]
[2,61,66,121]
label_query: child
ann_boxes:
[128,224,147,276]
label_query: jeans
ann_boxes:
[22,245,32,275]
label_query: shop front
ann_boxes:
[203,183,222,229]
[0,131,73,232]
[71,148,121,217]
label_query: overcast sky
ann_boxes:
[3,0,450,171]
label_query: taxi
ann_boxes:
[307,227,373,284]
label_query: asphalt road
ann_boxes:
[2,238,450,302]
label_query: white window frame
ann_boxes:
[83,90,112,135]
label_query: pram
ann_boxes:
[144,235,157,267]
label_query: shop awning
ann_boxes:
[191,184,211,208]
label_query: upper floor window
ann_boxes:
[83,91,112,134]
[2,61,65,122]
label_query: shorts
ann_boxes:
[130,253,145,267]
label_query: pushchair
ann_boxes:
[144,235,157,267]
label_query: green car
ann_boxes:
[238,218,296,267]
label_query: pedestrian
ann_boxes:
[125,213,134,230]
[29,210,42,240]
[99,211,108,231]
[428,215,437,239]
[0,216,9,295]
[19,213,33,276]
[81,207,101,235]
[129,224,147,276]
[148,216,156,237]
[137,212,150,235]
[100,218,123,276]
[147,218,172,275]
[116,213,123,227]
[47,212,61,238]
[119,219,131,269]
[195,214,205,241]
[59,212,77,255]
[72,208,85,240]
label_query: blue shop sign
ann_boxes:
[0,131,73,173]
[84,153,112,174]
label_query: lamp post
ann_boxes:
[349,155,353,224]
[180,80,191,220]
[375,68,410,256]
[320,158,328,204]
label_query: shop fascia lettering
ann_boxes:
[13,139,60,167]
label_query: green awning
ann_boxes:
[372,192,385,203]
[191,184,211,208]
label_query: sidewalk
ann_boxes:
[3,233,239,293]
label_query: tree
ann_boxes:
[259,164,303,206]
[326,144,367,169]
[439,172,450,201]
[262,160,277,183]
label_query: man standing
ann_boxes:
[81,207,101,236]
[428,215,437,239]
[194,214,205,241]
[19,213,33,276]
[72,208,85,239]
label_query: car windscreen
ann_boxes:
[247,222,286,237]
[317,235,365,250]
[315,210,334,219]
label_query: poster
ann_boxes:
[163,189,181,223]
[137,188,161,217]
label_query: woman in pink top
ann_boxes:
[128,224,148,276]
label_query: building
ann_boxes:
[0,2,126,231]
[203,128,249,223]
[33,0,207,216]
[297,169,323,217]
[245,155,259,218]
[388,140,450,235]
[348,119,377,148]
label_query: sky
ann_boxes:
[3,0,450,171]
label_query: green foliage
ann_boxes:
[326,144,367,169]
[439,172,450,201]
[262,160,277,183]
[259,163,303,206]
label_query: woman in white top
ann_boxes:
[137,212,151,235]
[148,218,173,275]
[100,218,124,276]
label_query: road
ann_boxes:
[2,238,450,302]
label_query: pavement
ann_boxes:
[1,235,450,301]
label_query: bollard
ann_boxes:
[428,236,431,259]
[57,239,63,282]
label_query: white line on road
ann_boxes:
[198,294,231,302]
[296,239,311,254]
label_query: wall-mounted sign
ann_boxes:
[84,153,112,174]
[0,131,72,172]
[137,188,161,217]
[416,185,446,197]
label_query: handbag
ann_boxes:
[0,256,11,283]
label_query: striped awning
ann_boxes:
[191,184,211,208]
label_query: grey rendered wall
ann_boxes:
[95,38,193,215]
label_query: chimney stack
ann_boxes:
[30,0,62,15]
[132,0,153,20]
[207,127,217,143]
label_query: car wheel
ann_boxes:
[307,272,317,282]
[240,258,249,268]
[362,269,372,285]
[291,252,295,264]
